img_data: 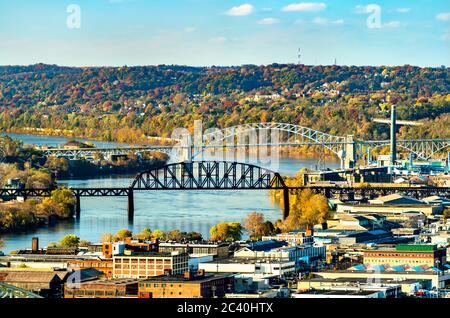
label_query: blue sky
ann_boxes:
[0,0,449,67]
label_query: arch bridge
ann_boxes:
[27,123,450,170]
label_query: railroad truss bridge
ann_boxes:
[1,161,450,221]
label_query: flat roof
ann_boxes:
[315,270,440,275]
[295,289,377,296]
[114,252,187,258]
[80,278,140,286]
[139,274,229,284]
[201,257,294,265]
[299,277,429,284]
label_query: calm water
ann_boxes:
[0,133,340,253]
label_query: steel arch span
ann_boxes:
[201,122,347,156]
[130,161,287,190]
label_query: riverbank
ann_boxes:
[1,127,175,146]
[51,157,168,180]
[0,188,76,235]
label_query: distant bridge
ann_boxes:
[2,160,450,222]
[31,123,450,169]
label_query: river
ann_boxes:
[0,133,340,253]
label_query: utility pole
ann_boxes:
[390,105,397,166]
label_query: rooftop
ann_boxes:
[139,273,229,284]
[114,252,188,258]
[294,289,377,296]
[201,257,294,265]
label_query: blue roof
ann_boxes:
[370,265,385,271]
[445,264,450,269]
[412,266,424,272]
[391,265,405,271]
[248,240,288,251]
[352,264,366,271]
[430,267,443,273]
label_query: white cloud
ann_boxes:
[184,27,196,33]
[225,4,254,16]
[396,8,410,13]
[257,17,280,25]
[312,17,344,26]
[442,34,450,41]
[210,36,227,44]
[382,21,401,29]
[282,2,326,12]
[436,12,450,21]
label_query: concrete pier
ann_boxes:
[75,194,81,219]
[283,188,290,220]
[127,190,134,222]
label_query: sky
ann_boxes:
[0,0,449,67]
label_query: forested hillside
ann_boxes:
[0,63,449,143]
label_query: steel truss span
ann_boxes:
[130,161,287,190]
[202,122,347,155]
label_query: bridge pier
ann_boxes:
[342,135,357,169]
[128,190,134,222]
[283,188,290,220]
[75,194,81,219]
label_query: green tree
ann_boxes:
[210,222,243,241]
[50,188,76,217]
[185,231,203,241]
[60,234,80,248]
[0,239,4,249]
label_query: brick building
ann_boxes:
[138,270,232,298]
[113,251,188,279]
[64,278,139,298]
[67,259,114,278]
[363,244,447,267]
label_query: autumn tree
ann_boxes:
[166,229,182,241]
[79,240,92,247]
[444,209,450,220]
[152,229,165,240]
[135,227,153,240]
[114,229,133,241]
[101,233,114,243]
[210,222,243,241]
[244,212,266,240]
[50,188,76,217]
[283,189,331,231]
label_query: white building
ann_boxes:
[198,258,296,280]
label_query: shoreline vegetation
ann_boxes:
[0,137,168,236]
[4,195,331,252]
[0,187,76,235]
